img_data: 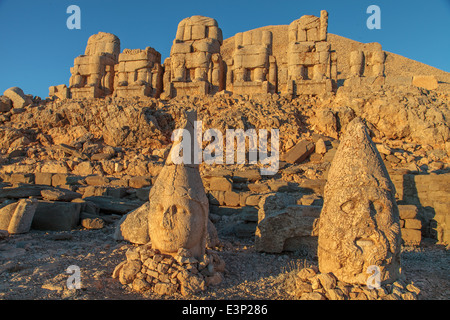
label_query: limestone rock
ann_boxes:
[0,198,38,234]
[315,138,327,154]
[3,87,32,108]
[412,75,438,90]
[32,201,81,231]
[318,117,402,285]
[281,140,315,164]
[81,217,104,229]
[255,202,321,253]
[113,202,151,244]
[0,96,12,113]
[41,188,82,201]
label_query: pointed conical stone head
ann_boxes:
[148,110,209,259]
[318,117,401,285]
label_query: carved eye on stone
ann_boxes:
[340,200,355,214]
[370,201,385,215]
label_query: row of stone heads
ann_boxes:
[49,11,382,100]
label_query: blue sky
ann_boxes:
[0,0,449,98]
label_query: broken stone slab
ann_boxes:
[85,175,110,186]
[0,201,17,229]
[0,185,53,198]
[207,176,233,192]
[9,173,35,184]
[54,144,89,160]
[90,153,113,161]
[83,196,144,214]
[41,188,82,201]
[281,140,315,164]
[51,174,83,187]
[255,204,321,253]
[114,202,150,244]
[32,201,81,231]
[7,198,38,234]
[232,169,262,182]
[35,172,53,186]
[0,198,38,234]
[398,205,418,219]
[128,176,152,189]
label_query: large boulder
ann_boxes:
[31,201,81,231]
[3,87,32,108]
[255,193,321,253]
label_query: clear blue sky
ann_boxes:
[0,0,449,98]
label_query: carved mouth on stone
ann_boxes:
[355,238,374,248]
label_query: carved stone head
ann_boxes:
[147,110,209,259]
[318,117,401,285]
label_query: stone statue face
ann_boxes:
[318,118,401,285]
[148,187,207,256]
[319,185,401,284]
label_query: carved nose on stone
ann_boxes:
[162,205,176,230]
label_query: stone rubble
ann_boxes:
[112,245,225,296]
[284,266,421,300]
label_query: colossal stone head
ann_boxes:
[147,110,209,259]
[318,117,401,285]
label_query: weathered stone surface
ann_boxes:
[6,198,38,234]
[0,202,17,230]
[32,201,81,231]
[41,188,82,201]
[114,202,151,244]
[3,87,31,108]
[401,228,421,246]
[228,29,276,94]
[85,175,110,186]
[207,176,232,192]
[69,32,120,99]
[412,75,438,90]
[48,84,69,100]
[0,199,38,234]
[281,140,315,164]
[115,47,163,98]
[318,118,401,285]
[162,16,224,98]
[0,185,52,198]
[83,196,144,214]
[81,217,104,229]
[398,205,418,219]
[0,96,12,113]
[255,195,321,253]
